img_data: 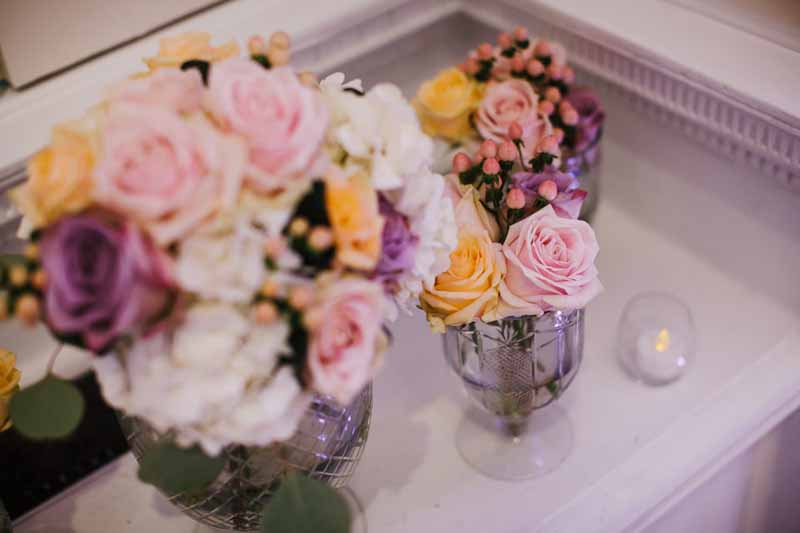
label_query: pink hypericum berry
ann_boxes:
[464,58,480,75]
[508,121,524,140]
[553,127,565,144]
[452,152,472,173]
[514,26,529,41]
[253,302,279,325]
[538,179,558,201]
[563,66,576,84]
[482,157,500,175]
[480,140,498,159]
[545,86,561,103]
[510,56,525,72]
[534,40,552,57]
[247,35,266,55]
[498,32,513,49]
[526,59,544,77]
[562,108,579,126]
[477,43,494,60]
[308,226,334,251]
[264,235,287,257]
[498,140,517,161]
[506,188,526,209]
[288,286,314,310]
[269,31,291,50]
[537,135,560,156]
[547,64,563,80]
[537,100,555,116]
[473,152,485,165]
[559,101,573,115]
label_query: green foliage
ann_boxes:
[261,472,351,533]
[138,443,226,495]
[180,60,210,84]
[9,375,84,439]
[251,54,272,70]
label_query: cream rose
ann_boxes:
[305,278,385,405]
[498,205,602,318]
[475,79,551,160]
[421,230,505,328]
[207,58,329,192]
[93,104,246,245]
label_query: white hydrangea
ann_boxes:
[94,303,311,455]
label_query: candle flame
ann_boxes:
[655,328,670,352]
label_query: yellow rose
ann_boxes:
[10,118,98,228]
[421,230,505,327]
[144,32,239,71]
[0,349,21,432]
[414,68,483,142]
[325,169,384,271]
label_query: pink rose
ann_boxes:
[498,205,602,317]
[94,104,245,245]
[109,68,204,114]
[475,79,551,160]
[207,58,329,192]
[305,279,384,405]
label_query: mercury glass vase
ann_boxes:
[118,385,372,532]
[443,310,584,480]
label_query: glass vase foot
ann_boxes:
[455,403,574,481]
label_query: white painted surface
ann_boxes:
[3,3,800,533]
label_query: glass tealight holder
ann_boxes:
[617,292,695,386]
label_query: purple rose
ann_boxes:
[375,197,418,290]
[513,167,587,219]
[566,87,605,153]
[40,213,173,353]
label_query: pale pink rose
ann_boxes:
[305,278,384,405]
[109,68,204,114]
[207,58,330,192]
[94,103,245,245]
[498,204,602,318]
[475,79,551,160]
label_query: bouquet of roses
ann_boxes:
[415,27,603,330]
[0,30,455,527]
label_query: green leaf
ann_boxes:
[138,443,225,495]
[9,375,85,439]
[261,473,351,533]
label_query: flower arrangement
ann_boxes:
[414,26,605,218]
[0,30,455,530]
[416,27,603,331]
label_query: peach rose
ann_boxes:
[93,104,246,245]
[498,205,602,318]
[305,278,385,405]
[144,32,239,71]
[10,117,98,228]
[207,58,329,192]
[475,79,551,160]
[414,68,483,142]
[421,229,505,329]
[110,68,204,114]
[325,168,384,271]
[444,174,500,242]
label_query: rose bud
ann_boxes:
[514,26,529,41]
[15,293,40,326]
[537,100,555,116]
[506,188,526,209]
[536,135,560,156]
[534,40,552,57]
[269,31,291,50]
[562,108,580,126]
[563,66,576,84]
[526,59,544,77]
[477,43,494,60]
[482,157,501,175]
[288,286,314,310]
[508,121,524,140]
[8,265,27,287]
[24,243,39,260]
[452,152,472,173]
[289,217,309,237]
[498,140,518,161]
[308,226,334,251]
[553,127,565,144]
[268,47,290,67]
[538,179,558,201]
[498,32,513,49]
[479,140,498,159]
[253,302,279,324]
[464,58,480,75]
[31,270,47,290]
[510,56,525,72]
[547,64,563,80]
[545,86,561,103]
[247,35,266,55]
